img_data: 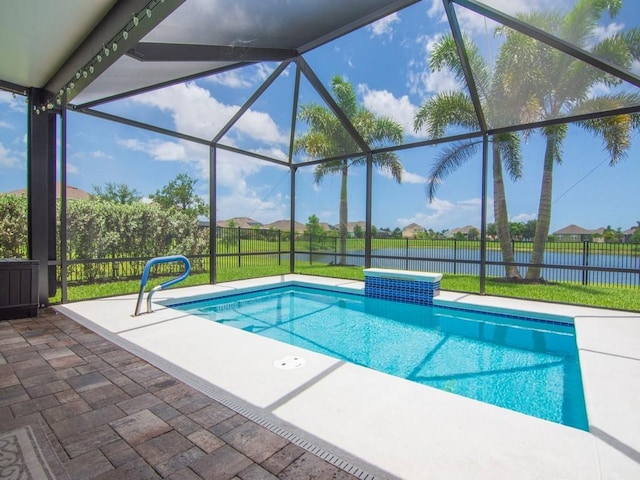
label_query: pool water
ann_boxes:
[172,286,588,430]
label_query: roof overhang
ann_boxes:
[0,0,418,109]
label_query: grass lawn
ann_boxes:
[295,264,640,312]
[51,263,640,312]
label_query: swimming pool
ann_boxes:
[171,285,588,430]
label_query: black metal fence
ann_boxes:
[295,235,640,288]
[61,226,286,285]
[15,227,640,289]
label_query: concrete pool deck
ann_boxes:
[54,274,640,480]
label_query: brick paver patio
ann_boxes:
[0,309,364,479]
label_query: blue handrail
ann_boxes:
[133,255,191,316]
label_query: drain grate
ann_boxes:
[273,355,306,369]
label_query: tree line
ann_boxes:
[0,173,209,260]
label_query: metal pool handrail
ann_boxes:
[133,255,191,316]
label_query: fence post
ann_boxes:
[310,234,313,265]
[582,241,589,285]
[405,237,409,270]
[334,237,337,265]
[278,230,281,266]
[237,227,241,268]
[453,239,457,275]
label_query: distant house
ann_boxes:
[449,225,479,239]
[319,222,337,233]
[262,219,305,234]
[215,217,262,229]
[552,224,604,242]
[402,223,425,238]
[623,226,638,243]
[7,182,90,200]
[333,221,366,237]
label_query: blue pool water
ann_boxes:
[171,286,588,430]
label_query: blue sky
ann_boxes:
[1,0,639,233]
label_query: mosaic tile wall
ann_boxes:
[364,275,440,305]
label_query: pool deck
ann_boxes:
[16,274,640,479]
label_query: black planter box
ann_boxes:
[0,259,39,320]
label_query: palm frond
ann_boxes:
[372,153,403,184]
[562,0,621,46]
[426,140,482,201]
[590,35,634,70]
[493,132,523,181]
[429,35,465,80]
[414,91,478,137]
[297,104,341,135]
[493,27,551,118]
[294,131,331,158]
[576,94,639,164]
[369,117,403,147]
[330,75,358,119]
[313,160,348,184]
[429,35,488,94]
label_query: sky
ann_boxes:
[1,0,639,234]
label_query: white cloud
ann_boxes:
[402,169,428,184]
[252,147,288,162]
[215,156,289,223]
[418,70,463,94]
[591,22,625,44]
[217,190,287,224]
[396,196,490,231]
[0,142,20,168]
[377,167,427,184]
[235,109,289,145]
[0,91,13,104]
[72,149,112,160]
[0,91,25,112]
[208,70,253,89]
[511,212,536,223]
[358,84,421,138]
[66,162,79,175]
[426,0,445,22]
[256,63,278,81]
[368,13,400,40]
[131,82,288,145]
[0,120,10,129]
[117,138,188,162]
[206,63,279,88]
[586,81,612,99]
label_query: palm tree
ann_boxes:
[414,34,523,279]
[495,0,640,280]
[294,75,403,264]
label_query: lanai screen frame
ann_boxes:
[4,0,640,304]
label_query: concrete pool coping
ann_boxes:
[56,274,640,480]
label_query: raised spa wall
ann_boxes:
[363,268,443,306]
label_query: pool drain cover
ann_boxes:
[273,355,306,370]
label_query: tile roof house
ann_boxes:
[552,224,604,242]
[401,222,425,238]
[215,217,262,229]
[7,182,91,200]
[332,221,366,237]
[262,220,306,233]
[623,226,639,243]
[449,225,479,238]
[319,222,337,232]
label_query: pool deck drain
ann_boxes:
[53,274,640,480]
